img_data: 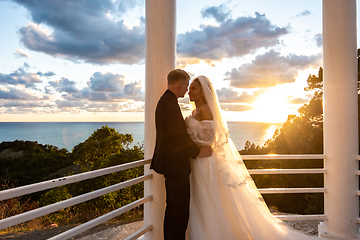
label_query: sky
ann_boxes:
[0,0,356,123]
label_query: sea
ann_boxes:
[0,122,283,151]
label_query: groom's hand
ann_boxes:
[198,146,213,158]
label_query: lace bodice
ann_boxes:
[185,115,215,146]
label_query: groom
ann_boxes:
[151,69,212,240]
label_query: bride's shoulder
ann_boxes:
[200,105,213,121]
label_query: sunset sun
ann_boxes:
[252,92,294,123]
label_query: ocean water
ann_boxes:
[0,122,283,151]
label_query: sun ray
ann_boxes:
[252,91,295,123]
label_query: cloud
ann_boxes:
[55,100,86,109]
[14,49,31,58]
[49,77,79,93]
[314,33,322,47]
[0,100,57,114]
[0,65,145,114]
[0,63,43,87]
[117,0,143,14]
[178,96,190,104]
[296,10,311,17]
[226,50,322,88]
[179,103,191,111]
[220,103,253,112]
[201,4,230,23]
[90,72,144,101]
[49,72,144,102]
[0,86,43,100]
[124,81,142,96]
[288,97,309,104]
[37,71,55,77]
[53,99,143,113]
[177,11,288,63]
[84,102,144,113]
[87,72,144,101]
[13,2,287,65]
[216,88,261,103]
[0,64,146,114]
[84,102,122,112]
[14,0,145,64]
[2,101,54,108]
[88,72,125,92]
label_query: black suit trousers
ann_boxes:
[164,175,190,240]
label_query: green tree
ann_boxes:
[265,67,323,155]
[40,126,145,224]
[71,126,134,170]
[0,141,71,188]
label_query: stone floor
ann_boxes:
[76,221,144,240]
[79,219,321,239]
[0,219,325,240]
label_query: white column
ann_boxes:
[322,0,359,238]
[144,0,176,239]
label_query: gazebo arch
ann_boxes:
[143,0,359,239]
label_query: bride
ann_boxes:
[185,76,317,240]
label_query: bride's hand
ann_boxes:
[198,146,212,158]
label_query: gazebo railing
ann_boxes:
[1,154,359,239]
[0,159,151,201]
[242,154,327,221]
[0,158,153,240]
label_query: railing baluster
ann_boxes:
[259,188,326,194]
[248,169,325,174]
[275,214,326,221]
[0,159,151,201]
[0,174,152,231]
[241,154,325,160]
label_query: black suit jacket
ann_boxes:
[151,90,200,177]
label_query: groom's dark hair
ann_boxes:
[167,69,190,85]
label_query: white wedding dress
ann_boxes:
[185,115,317,240]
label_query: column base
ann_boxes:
[318,222,360,239]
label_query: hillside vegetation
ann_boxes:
[0,126,144,233]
